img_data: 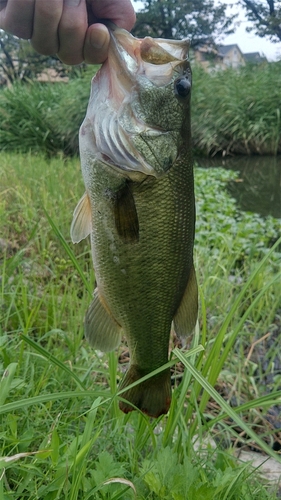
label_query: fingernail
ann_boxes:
[90,28,107,49]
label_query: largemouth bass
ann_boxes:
[71,25,198,418]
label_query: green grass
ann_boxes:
[0,153,280,499]
[191,61,281,156]
[0,62,280,157]
[0,66,96,157]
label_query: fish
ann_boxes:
[71,25,198,418]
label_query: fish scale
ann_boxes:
[71,25,198,417]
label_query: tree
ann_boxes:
[240,0,281,42]
[132,0,237,47]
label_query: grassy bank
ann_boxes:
[0,62,280,157]
[192,62,281,156]
[0,153,280,499]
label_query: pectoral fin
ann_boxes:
[85,288,122,352]
[114,182,139,243]
[173,264,198,337]
[70,192,92,243]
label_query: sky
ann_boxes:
[132,1,281,61]
[221,0,281,61]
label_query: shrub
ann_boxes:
[0,62,280,156]
[191,61,281,156]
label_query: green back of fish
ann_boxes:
[86,143,196,371]
[75,34,198,416]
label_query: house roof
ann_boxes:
[244,52,267,63]
[218,44,243,56]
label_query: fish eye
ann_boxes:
[174,77,191,98]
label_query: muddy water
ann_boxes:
[197,155,281,219]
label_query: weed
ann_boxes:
[0,153,280,499]
[191,62,281,156]
[0,63,280,157]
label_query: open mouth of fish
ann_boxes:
[107,23,189,88]
[81,25,191,178]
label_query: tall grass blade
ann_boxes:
[163,322,202,446]
[196,238,281,411]
[0,391,110,415]
[21,333,86,390]
[206,391,281,428]
[44,208,93,295]
[117,345,204,398]
[174,348,281,463]
[0,363,18,406]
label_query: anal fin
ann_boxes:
[71,192,92,243]
[85,289,122,352]
[173,263,198,337]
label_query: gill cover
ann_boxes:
[79,26,191,179]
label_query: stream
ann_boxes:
[196,155,281,219]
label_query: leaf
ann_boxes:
[21,334,86,391]
[0,363,18,406]
[174,348,281,464]
[50,428,60,466]
[0,450,50,470]
[103,477,136,495]
[92,451,125,486]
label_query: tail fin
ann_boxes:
[118,365,171,418]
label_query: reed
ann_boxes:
[0,62,280,157]
[0,153,280,499]
[191,61,281,156]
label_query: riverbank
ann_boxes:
[191,61,281,156]
[1,153,280,498]
[0,61,280,157]
[196,155,281,218]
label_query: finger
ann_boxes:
[87,0,136,31]
[83,23,110,65]
[31,0,63,55]
[0,0,35,38]
[57,0,88,65]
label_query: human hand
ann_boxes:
[0,0,136,64]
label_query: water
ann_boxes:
[196,156,281,219]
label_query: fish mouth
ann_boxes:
[108,24,190,88]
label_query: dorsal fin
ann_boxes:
[70,192,92,243]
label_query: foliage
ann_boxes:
[198,155,280,219]
[0,31,82,86]
[0,153,280,499]
[0,31,51,85]
[0,66,96,156]
[141,446,264,499]
[0,82,64,155]
[0,61,280,157]
[195,167,280,258]
[132,0,236,46]
[47,66,99,156]
[240,0,281,42]
[191,61,281,155]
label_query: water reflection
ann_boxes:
[197,156,281,218]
